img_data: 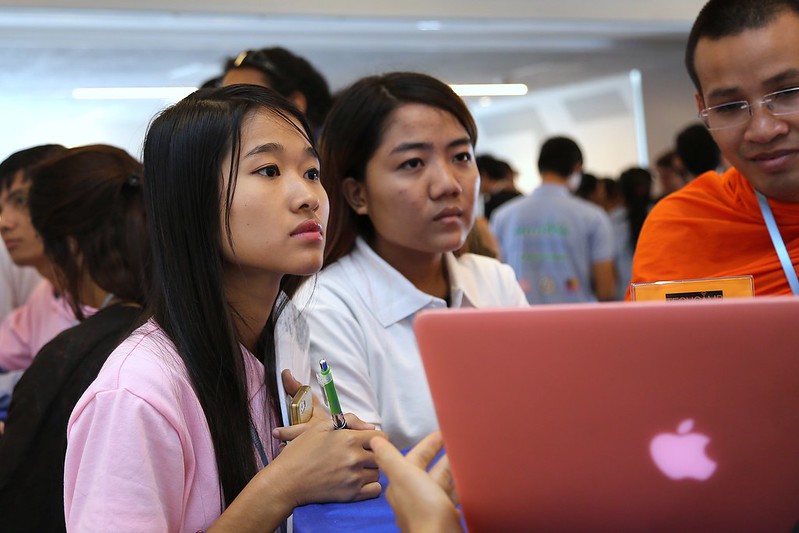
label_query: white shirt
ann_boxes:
[299,237,528,449]
[274,294,314,425]
[491,184,615,304]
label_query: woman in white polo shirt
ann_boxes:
[303,72,528,449]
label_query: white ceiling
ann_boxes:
[0,1,704,93]
[0,1,707,158]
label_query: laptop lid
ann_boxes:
[414,297,799,532]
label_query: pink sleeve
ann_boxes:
[64,389,187,532]
[0,280,73,371]
[0,301,37,371]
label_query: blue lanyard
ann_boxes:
[250,421,288,533]
[756,190,799,295]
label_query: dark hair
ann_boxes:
[320,71,478,265]
[224,47,332,130]
[142,84,316,508]
[618,167,653,248]
[27,145,150,321]
[675,123,721,176]
[537,136,583,178]
[600,177,620,202]
[575,173,599,201]
[0,144,67,192]
[655,149,678,169]
[685,0,799,93]
[476,154,513,182]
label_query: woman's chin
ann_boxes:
[292,260,324,277]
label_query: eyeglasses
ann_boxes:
[699,86,799,130]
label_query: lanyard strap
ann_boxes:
[756,190,799,295]
[251,421,289,533]
[250,421,270,468]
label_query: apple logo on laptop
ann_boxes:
[649,419,717,481]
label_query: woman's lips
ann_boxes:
[434,206,463,222]
[2,238,21,251]
[291,220,324,241]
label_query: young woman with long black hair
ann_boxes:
[64,85,383,532]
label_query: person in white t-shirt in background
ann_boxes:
[491,137,616,304]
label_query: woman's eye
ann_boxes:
[400,158,423,170]
[305,168,320,181]
[257,164,280,177]
[454,152,472,163]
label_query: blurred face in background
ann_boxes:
[655,163,686,196]
[0,171,47,269]
[221,67,271,89]
[221,67,308,115]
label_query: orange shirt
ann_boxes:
[631,167,799,296]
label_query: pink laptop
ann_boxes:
[414,297,799,532]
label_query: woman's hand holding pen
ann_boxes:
[207,371,383,533]
[276,369,375,441]
[268,418,383,506]
[266,369,385,506]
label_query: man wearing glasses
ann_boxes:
[631,0,799,297]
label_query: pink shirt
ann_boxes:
[0,280,77,371]
[64,320,283,533]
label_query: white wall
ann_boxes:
[0,96,171,159]
[472,71,645,193]
[0,67,700,175]
[0,0,708,21]
[640,60,701,164]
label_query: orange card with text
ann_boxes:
[630,275,754,301]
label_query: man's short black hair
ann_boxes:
[574,173,599,201]
[537,136,583,178]
[676,123,721,176]
[686,0,799,94]
[0,144,67,193]
[476,154,513,182]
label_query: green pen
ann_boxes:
[319,359,347,429]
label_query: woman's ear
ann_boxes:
[342,177,368,215]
